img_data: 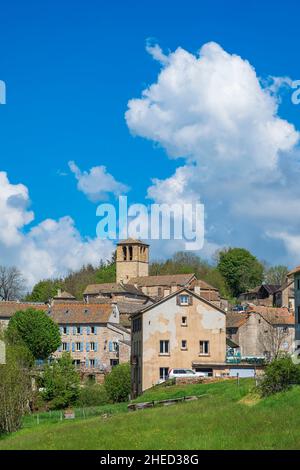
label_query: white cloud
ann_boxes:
[126,41,300,264]
[69,161,129,202]
[0,171,114,289]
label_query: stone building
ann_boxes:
[238,284,280,307]
[289,265,300,342]
[116,238,149,284]
[226,306,295,360]
[131,287,227,395]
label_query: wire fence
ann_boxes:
[22,403,128,429]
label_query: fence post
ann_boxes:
[237,372,240,387]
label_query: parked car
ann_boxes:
[168,368,206,379]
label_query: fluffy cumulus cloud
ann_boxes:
[126,41,300,264]
[0,171,114,288]
[68,161,129,202]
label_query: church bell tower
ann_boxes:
[116,238,149,284]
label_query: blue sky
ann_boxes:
[1,0,300,286]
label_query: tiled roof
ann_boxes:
[249,306,295,325]
[189,279,219,291]
[53,291,76,300]
[262,284,281,295]
[288,265,300,276]
[83,282,144,296]
[129,273,195,287]
[226,313,249,328]
[0,301,48,318]
[49,303,114,324]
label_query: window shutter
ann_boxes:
[67,343,70,352]
[176,295,180,305]
[73,326,76,334]
[80,326,83,335]
[86,342,90,352]
[189,295,193,305]
[87,327,90,335]
[72,342,75,352]
[94,342,98,352]
[80,342,83,352]
[94,326,97,335]
[109,341,112,352]
[67,326,69,335]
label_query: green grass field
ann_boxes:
[1,379,300,450]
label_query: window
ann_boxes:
[91,326,95,334]
[110,359,119,367]
[76,326,81,334]
[133,317,141,332]
[181,316,187,326]
[129,246,133,260]
[63,326,67,334]
[76,342,81,352]
[89,359,95,367]
[200,340,209,355]
[73,359,81,367]
[181,340,187,350]
[62,342,68,351]
[90,342,95,352]
[298,279,300,290]
[177,294,191,306]
[159,340,169,355]
[122,246,127,260]
[159,367,169,381]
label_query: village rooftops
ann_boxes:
[288,265,300,276]
[49,303,117,324]
[53,290,76,300]
[0,301,48,318]
[128,273,196,288]
[226,306,294,328]
[83,282,145,296]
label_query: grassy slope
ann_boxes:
[1,379,300,450]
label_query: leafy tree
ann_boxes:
[41,353,80,409]
[0,266,25,300]
[264,265,288,286]
[258,356,300,397]
[217,248,264,298]
[104,363,131,402]
[7,308,61,360]
[0,336,33,434]
[26,279,62,303]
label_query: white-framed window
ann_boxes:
[159,340,169,355]
[159,367,169,381]
[181,340,187,350]
[62,342,68,351]
[177,294,191,306]
[63,326,67,334]
[200,340,209,355]
[90,342,95,352]
[76,342,81,352]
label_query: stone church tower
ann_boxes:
[116,238,149,284]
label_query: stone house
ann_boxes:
[273,281,294,310]
[226,306,295,360]
[289,265,300,342]
[131,287,226,395]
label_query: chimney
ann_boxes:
[163,288,170,297]
[57,288,62,297]
[170,284,178,294]
[194,285,201,295]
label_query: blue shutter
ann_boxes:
[66,326,69,335]
[109,341,112,352]
[86,359,89,368]
[67,343,70,352]
[80,326,83,335]
[94,326,97,335]
[94,342,98,352]
[86,342,90,352]
[73,326,76,334]
[72,342,75,352]
[87,326,90,335]
[80,342,83,352]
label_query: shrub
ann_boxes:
[41,353,80,409]
[77,384,109,407]
[258,356,300,397]
[104,363,131,403]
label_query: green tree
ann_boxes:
[41,353,80,409]
[0,335,33,434]
[7,308,61,360]
[217,248,264,297]
[104,363,131,402]
[264,265,288,286]
[26,279,62,303]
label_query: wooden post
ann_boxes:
[237,372,240,386]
